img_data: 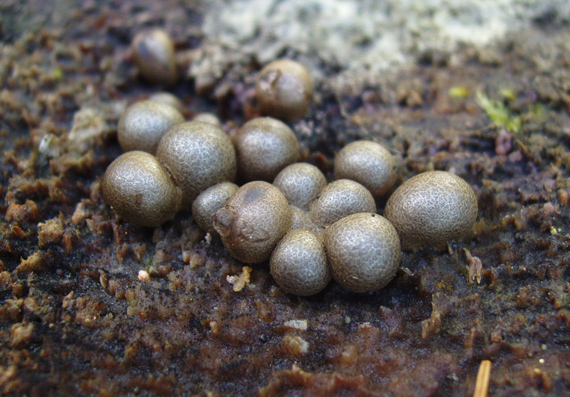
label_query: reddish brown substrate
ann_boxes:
[2,1,570,395]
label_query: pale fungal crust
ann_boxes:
[233,117,300,182]
[118,100,184,155]
[384,170,478,251]
[256,59,313,122]
[132,29,178,87]
[334,140,398,198]
[192,182,239,237]
[213,181,292,263]
[156,121,237,208]
[270,229,330,296]
[273,163,327,211]
[148,92,184,112]
[102,151,182,228]
[309,179,376,228]
[324,213,401,293]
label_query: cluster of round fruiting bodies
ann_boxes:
[104,49,478,296]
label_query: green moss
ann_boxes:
[448,86,470,98]
[476,91,522,133]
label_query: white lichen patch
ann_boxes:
[193,0,570,83]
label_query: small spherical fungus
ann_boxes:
[256,59,313,122]
[194,113,222,128]
[310,179,376,228]
[234,117,300,182]
[334,140,397,198]
[213,181,292,263]
[192,182,239,237]
[384,171,478,251]
[156,121,237,208]
[118,100,184,155]
[149,92,183,112]
[273,163,327,211]
[270,229,330,296]
[102,151,181,228]
[132,29,178,87]
[324,213,401,293]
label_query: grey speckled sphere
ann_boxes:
[384,171,478,251]
[256,59,313,122]
[334,140,398,198]
[102,151,182,228]
[270,229,330,296]
[156,121,237,208]
[118,100,184,155]
[273,163,327,211]
[192,182,238,237]
[234,117,300,182]
[213,181,292,263]
[148,92,183,112]
[310,179,376,228]
[324,213,401,293]
[132,29,178,87]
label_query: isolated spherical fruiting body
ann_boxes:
[270,229,330,296]
[102,151,181,228]
[324,213,401,293]
[309,179,376,228]
[118,100,184,155]
[256,59,313,122]
[384,171,478,251]
[334,140,398,198]
[192,182,239,237]
[213,181,292,263]
[132,29,178,87]
[156,121,237,208]
[234,117,300,182]
[148,92,184,112]
[273,163,327,211]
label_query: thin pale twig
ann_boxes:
[474,360,492,397]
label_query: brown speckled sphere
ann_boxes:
[384,171,478,251]
[192,182,238,237]
[132,29,178,87]
[118,100,184,155]
[213,181,292,263]
[156,121,237,208]
[310,179,376,228]
[334,140,397,198]
[256,59,313,122]
[102,151,181,228]
[273,163,327,211]
[193,113,222,128]
[148,92,183,112]
[324,213,401,293]
[234,117,300,182]
[270,229,330,296]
